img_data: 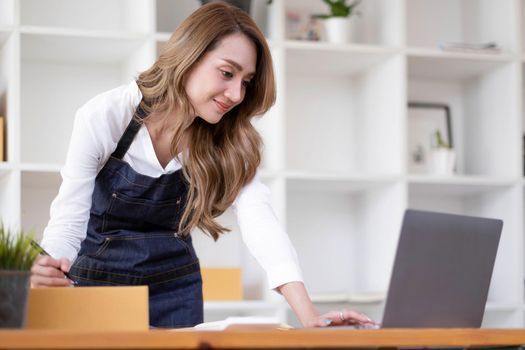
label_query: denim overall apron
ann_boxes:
[69,104,204,328]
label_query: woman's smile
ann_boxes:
[213,99,231,113]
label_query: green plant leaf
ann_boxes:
[0,224,39,271]
[433,130,450,149]
[320,0,361,18]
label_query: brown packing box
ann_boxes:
[201,268,243,301]
[26,286,149,331]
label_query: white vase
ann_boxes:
[323,17,353,44]
[428,148,456,175]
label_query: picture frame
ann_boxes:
[407,102,453,174]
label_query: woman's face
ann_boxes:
[184,33,257,124]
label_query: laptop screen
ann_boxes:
[381,209,502,328]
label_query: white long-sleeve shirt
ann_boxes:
[41,80,302,290]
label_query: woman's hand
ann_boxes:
[306,309,379,328]
[31,255,73,287]
[277,281,379,328]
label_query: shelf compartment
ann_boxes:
[156,0,271,38]
[408,184,523,306]
[408,60,520,178]
[0,169,19,230]
[286,53,403,174]
[20,33,154,164]
[21,171,61,241]
[20,0,152,33]
[286,182,405,297]
[406,0,518,53]
[283,0,402,46]
[20,61,118,164]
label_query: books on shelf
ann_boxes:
[439,41,501,54]
[310,292,386,304]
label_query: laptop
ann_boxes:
[366,209,502,328]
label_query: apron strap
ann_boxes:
[111,101,147,160]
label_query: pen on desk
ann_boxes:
[30,239,77,285]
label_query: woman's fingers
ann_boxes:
[342,309,373,324]
[59,257,71,273]
[317,309,376,327]
[308,317,334,327]
[31,274,72,287]
[30,255,72,287]
[31,263,64,278]
[34,255,62,269]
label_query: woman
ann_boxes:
[31,2,375,328]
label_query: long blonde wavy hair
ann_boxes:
[136,2,276,240]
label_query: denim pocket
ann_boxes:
[71,231,199,285]
[96,232,195,267]
[103,191,184,232]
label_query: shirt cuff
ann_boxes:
[266,262,304,290]
[41,239,79,263]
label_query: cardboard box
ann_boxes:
[201,268,243,301]
[26,286,149,331]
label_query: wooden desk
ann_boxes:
[1,328,525,349]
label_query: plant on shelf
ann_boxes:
[433,130,450,149]
[317,0,361,19]
[316,0,361,44]
[428,130,456,175]
[0,225,39,329]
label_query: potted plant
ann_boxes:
[316,0,361,44]
[0,225,39,328]
[428,130,456,175]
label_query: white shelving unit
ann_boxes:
[1,0,524,328]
